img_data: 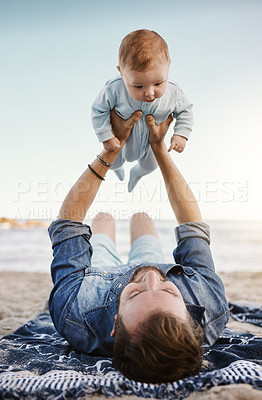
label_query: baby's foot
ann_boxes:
[128,165,143,192]
[114,167,125,181]
[103,137,120,152]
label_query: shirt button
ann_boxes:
[118,283,122,288]
[142,103,149,112]
[177,271,182,275]
[103,271,107,275]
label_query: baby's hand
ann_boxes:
[103,137,121,151]
[168,135,187,153]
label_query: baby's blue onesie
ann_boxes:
[92,76,193,191]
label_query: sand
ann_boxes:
[0,270,261,399]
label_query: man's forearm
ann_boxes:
[58,149,120,222]
[151,142,202,224]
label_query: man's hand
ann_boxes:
[103,137,121,152]
[110,109,142,147]
[146,113,174,146]
[168,134,187,153]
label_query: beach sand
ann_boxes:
[0,270,261,399]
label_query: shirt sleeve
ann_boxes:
[91,84,116,142]
[174,222,230,346]
[48,220,93,337]
[173,222,215,274]
[173,85,193,140]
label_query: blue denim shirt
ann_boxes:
[48,220,229,357]
[91,77,193,164]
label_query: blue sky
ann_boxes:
[1,0,262,220]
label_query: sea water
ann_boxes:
[0,220,261,272]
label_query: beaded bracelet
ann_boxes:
[88,164,105,181]
[96,155,111,167]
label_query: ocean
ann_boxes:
[0,220,261,273]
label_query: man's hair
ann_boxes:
[113,312,204,383]
[118,29,171,71]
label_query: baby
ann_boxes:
[92,29,193,192]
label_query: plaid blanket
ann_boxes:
[0,302,261,399]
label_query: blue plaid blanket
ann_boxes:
[0,302,261,399]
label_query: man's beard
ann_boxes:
[117,265,167,311]
[129,265,167,283]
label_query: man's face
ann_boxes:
[115,266,188,334]
[119,62,170,103]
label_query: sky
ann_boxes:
[1,0,262,221]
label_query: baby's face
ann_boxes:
[119,61,170,103]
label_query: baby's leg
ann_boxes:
[128,148,158,192]
[114,167,125,181]
[110,150,125,181]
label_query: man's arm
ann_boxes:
[49,110,142,354]
[58,110,142,222]
[146,115,229,345]
[146,114,202,224]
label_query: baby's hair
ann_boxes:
[118,29,170,71]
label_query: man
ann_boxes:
[48,110,229,383]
